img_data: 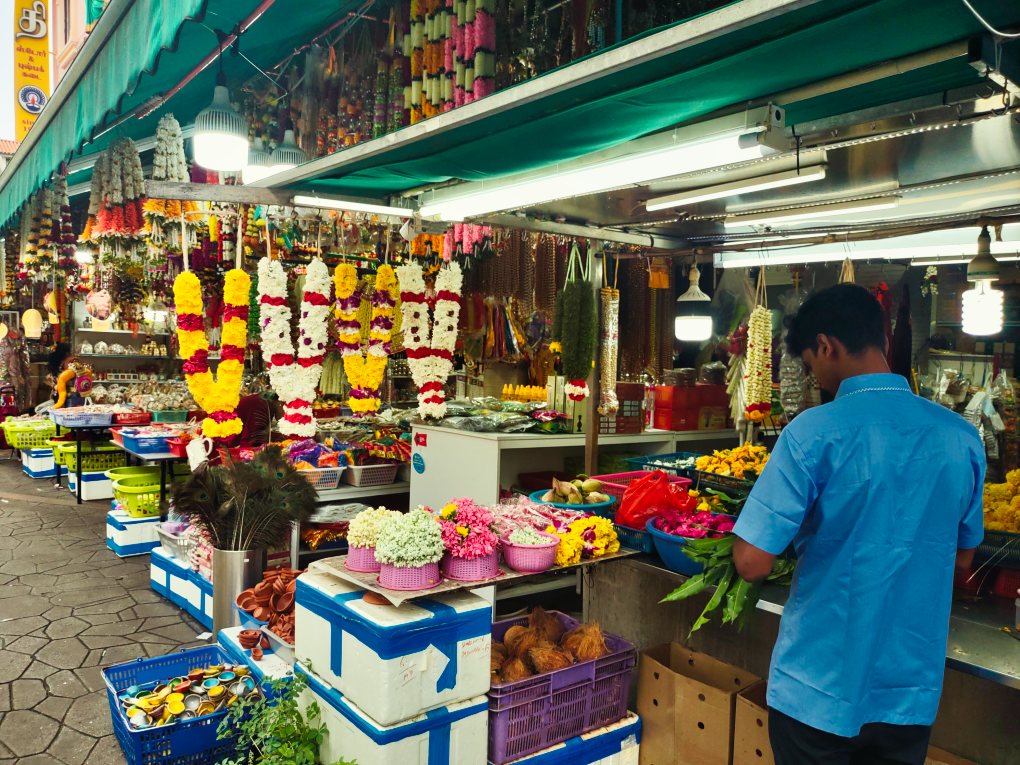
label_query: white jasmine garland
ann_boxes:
[374,508,445,568]
[347,507,402,548]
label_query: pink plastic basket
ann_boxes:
[377,561,442,591]
[592,470,692,502]
[501,532,560,574]
[441,550,501,581]
[345,545,381,573]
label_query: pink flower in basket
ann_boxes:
[436,497,498,560]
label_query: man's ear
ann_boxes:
[815,333,833,358]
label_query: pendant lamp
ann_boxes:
[21,308,43,340]
[962,226,1004,336]
[675,264,713,342]
[269,130,307,174]
[193,73,249,173]
[242,139,272,185]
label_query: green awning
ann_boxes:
[294,0,1020,199]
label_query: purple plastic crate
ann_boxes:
[488,611,636,764]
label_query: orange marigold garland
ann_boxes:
[174,270,250,440]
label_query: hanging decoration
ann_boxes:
[744,270,772,424]
[397,261,463,420]
[87,138,147,252]
[257,257,332,437]
[597,258,620,416]
[552,243,597,401]
[335,263,399,416]
[173,269,250,440]
[144,114,197,242]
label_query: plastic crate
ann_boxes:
[113,476,162,518]
[298,466,345,491]
[994,567,1020,598]
[152,410,188,423]
[489,611,636,764]
[592,470,692,503]
[342,463,399,487]
[5,421,57,449]
[614,523,654,554]
[113,411,152,426]
[121,432,173,455]
[627,451,703,479]
[50,409,114,427]
[56,442,128,472]
[103,645,240,765]
[155,526,194,562]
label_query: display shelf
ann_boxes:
[314,481,410,503]
[79,353,174,360]
[76,328,170,336]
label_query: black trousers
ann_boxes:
[769,708,932,765]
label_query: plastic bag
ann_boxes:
[616,470,697,530]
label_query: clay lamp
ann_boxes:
[208,685,226,700]
[201,678,220,691]
[253,581,272,598]
[253,606,271,623]
[187,670,205,683]
[272,577,286,595]
[166,692,185,706]
[233,666,250,677]
[179,710,196,721]
[183,694,203,712]
[196,701,215,716]
[218,671,236,683]
[129,710,151,729]
[173,680,192,694]
[271,591,294,613]
[167,700,186,717]
[251,647,263,661]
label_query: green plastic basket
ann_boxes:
[152,410,188,423]
[5,421,57,449]
[112,476,162,517]
[105,465,160,481]
[56,442,128,472]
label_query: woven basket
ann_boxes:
[441,550,501,581]
[345,545,381,573]
[377,562,441,591]
[502,532,560,574]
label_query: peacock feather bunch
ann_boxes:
[173,447,316,551]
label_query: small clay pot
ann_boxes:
[260,635,271,649]
[271,591,294,612]
[273,578,286,595]
[253,607,271,622]
[187,670,204,683]
[251,647,263,661]
[253,581,272,597]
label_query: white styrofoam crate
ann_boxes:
[149,546,172,596]
[218,626,294,684]
[296,663,487,765]
[169,566,201,611]
[105,510,160,557]
[505,713,641,765]
[294,570,490,725]
[69,471,114,500]
[21,448,66,478]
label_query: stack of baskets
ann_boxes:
[2,417,57,450]
[107,465,186,518]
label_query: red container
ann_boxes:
[113,411,152,426]
[593,470,692,503]
[167,438,188,459]
[654,385,675,408]
[109,428,125,447]
[653,409,674,431]
[993,567,1020,599]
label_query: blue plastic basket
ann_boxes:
[528,490,616,514]
[627,451,703,479]
[644,519,706,576]
[102,645,240,765]
[120,432,174,455]
[615,523,654,554]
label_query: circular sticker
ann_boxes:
[412,453,425,475]
[18,85,46,115]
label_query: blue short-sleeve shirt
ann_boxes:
[733,373,985,737]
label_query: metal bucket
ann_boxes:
[212,548,265,634]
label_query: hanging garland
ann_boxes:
[173,270,250,440]
[552,243,597,401]
[257,257,332,437]
[597,264,620,416]
[334,263,399,416]
[397,261,462,420]
[744,270,772,423]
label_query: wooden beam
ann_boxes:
[144,181,295,206]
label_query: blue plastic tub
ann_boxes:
[528,490,616,514]
[645,519,705,576]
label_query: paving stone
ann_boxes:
[88,643,148,667]
[5,634,47,654]
[76,612,121,626]
[0,709,59,756]
[0,683,9,711]
[21,660,58,680]
[37,638,88,670]
[73,665,105,693]
[0,593,49,617]
[64,692,113,737]
[83,619,144,635]
[45,669,87,698]
[0,615,48,636]
[36,694,72,722]
[0,650,30,682]
[86,735,126,765]
[11,678,45,709]
[0,584,33,600]
[18,754,65,765]
[131,602,179,619]
[47,726,94,765]
[42,606,73,620]
[45,617,89,639]
[152,623,204,644]
[81,634,137,649]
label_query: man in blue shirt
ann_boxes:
[733,284,985,765]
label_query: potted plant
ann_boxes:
[345,507,402,573]
[373,508,445,590]
[435,498,500,581]
[173,448,316,633]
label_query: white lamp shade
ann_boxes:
[21,308,43,339]
[269,129,307,173]
[962,281,1004,336]
[193,85,249,172]
[675,315,713,342]
[242,140,273,185]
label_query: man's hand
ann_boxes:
[734,537,777,582]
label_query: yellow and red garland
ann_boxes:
[173,270,250,440]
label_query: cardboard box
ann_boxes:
[734,682,773,765]
[637,643,760,765]
[925,748,978,765]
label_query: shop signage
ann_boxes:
[8,0,49,140]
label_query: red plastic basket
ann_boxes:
[110,428,125,447]
[113,411,152,426]
[441,550,501,581]
[593,470,692,502]
[167,438,188,459]
[501,532,559,574]
[345,545,381,573]
[377,561,441,591]
[488,611,636,764]
[994,567,1020,599]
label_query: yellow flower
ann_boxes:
[173,272,204,315]
[221,317,247,350]
[440,504,456,519]
[222,269,251,307]
[456,525,469,537]
[333,263,359,300]
[375,264,398,296]
[549,341,562,353]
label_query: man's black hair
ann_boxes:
[785,283,886,357]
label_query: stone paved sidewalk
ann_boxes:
[0,457,204,764]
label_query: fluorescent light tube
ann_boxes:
[647,165,827,211]
[420,129,775,221]
[724,197,899,228]
[292,195,416,219]
[715,242,1020,269]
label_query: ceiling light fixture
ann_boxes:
[723,196,899,228]
[647,165,827,211]
[962,226,1004,336]
[674,264,714,342]
[291,194,417,219]
[242,139,273,185]
[419,106,785,221]
[192,57,249,172]
[269,129,308,174]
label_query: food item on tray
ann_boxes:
[695,444,769,480]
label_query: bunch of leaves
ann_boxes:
[552,278,597,381]
[174,447,316,550]
[660,535,796,636]
[216,671,355,765]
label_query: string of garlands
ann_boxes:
[256,257,331,437]
[744,305,773,423]
[552,245,597,401]
[396,261,463,420]
[173,270,250,440]
[334,263,398,416]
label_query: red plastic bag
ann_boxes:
[616,470,696,530]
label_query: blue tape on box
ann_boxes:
[507,715,642,765]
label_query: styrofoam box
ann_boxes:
[295,570,491,725]
[296,662,488,765]
[105,509,160,557]
[504,713,641,765]
[149,545,173,597]
[218,626,294,684]
[68,471,114,500]
[20,448,66,478]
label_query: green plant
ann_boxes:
[217,671,355,765]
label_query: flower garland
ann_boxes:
[552,245,597,402]
[173,269,249,440]
[396,261,463,420]
[546,515,620,567]
[257,257,332,438]
[334,263,398,416]
[744,305,773,423]
[375,507,445,568]
[436,498,498,560]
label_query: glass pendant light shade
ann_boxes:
[193,85,249,172]
[269,129,307,174]
[242,139,272,185]
[21,308,43,339]
[675,264,713,342]
[962,280,1003,336]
